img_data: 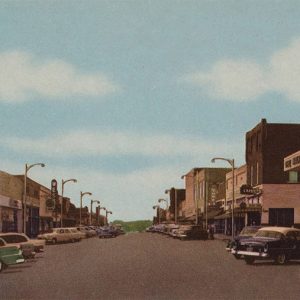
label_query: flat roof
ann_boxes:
[259,227,300,234]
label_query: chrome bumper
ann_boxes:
[232,249,268,257]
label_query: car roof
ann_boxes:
[258,227,300,234]
[0,232,27,236]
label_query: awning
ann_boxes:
[206,210,223,220]
[214,212,246,219]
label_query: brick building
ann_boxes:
[246,119,300,227]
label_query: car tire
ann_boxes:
[245,256,255,265]
[275,253,287,265]
[234,254,242,259]
[0,261,3,272]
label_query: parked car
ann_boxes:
[76,226,97,238]
[0,233,44,258]
[0,237,25,272]
[166,224,179,236]
[38,228,75,244]
[68,228,85,241]
[146,226,154,232]
[98,229,116,239]
[177,225,208,240]
[226,226,262,259]
[232,226,300,265]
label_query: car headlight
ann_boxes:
[264,244,268,253]
[18,249,22,255]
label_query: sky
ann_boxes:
[1,0,300,221]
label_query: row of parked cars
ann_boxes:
[0,225,126,272]
[146,223,209,240]
[226,225,300,265]
[37,225,126,244]
[0,232,46,272]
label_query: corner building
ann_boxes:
[246,119,300,227]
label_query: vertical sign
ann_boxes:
[51,179,58,209]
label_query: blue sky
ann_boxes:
[1,1,300,221]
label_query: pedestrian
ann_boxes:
[208,224,214,240]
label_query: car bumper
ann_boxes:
[225,247,231,252]
[232,249,268,257]
[34,246,45,252]
[178,234,187,238]
[16,258,25,264]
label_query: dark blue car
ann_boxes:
[226,226,262,259]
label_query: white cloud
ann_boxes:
[1,129,241,159]
[184,38,300,102]
[0,51,119,103]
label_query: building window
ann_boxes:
[289,171,298,183]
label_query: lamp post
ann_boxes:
[158,198,169,209]
[98,206,106,226]
[23,163,45,235]
[106,210,112,225]
[211,157,235,240]
[153,205,160,224]
[90,200,100,225]
[61,178,77,228]
[80,191,92,226]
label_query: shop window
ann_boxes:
[289,171,299,183]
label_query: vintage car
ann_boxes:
[98,228,116,239]
[177,225,208,240]
[0,237,25,272]
[38,228,76,244]
[226,226,262,259]
[0,233,41,258]
[76,226,97,238]
[68,228,85,241]
[232,227,300,265]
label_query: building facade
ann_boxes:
[246,119,300,228]
[0,171,23,233]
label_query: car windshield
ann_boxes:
[255,230,283,239]
[240,227,259,236]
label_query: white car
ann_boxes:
[0,233,45,258]
[38,228,75,244]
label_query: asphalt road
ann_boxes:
[1,232,300,300]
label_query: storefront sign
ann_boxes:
[240,184,260,195]
[0,195,22,209]
[284,150,300,171]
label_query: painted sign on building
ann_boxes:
[284,150,300,171]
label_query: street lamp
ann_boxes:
[158,198,169,209]
[90,200,100,225]
[106,210,112,225]
[61,178,77,227]
[23,163,45,235]
[211,157,235,239]
[98,206,106,226]
[153,205,160,224]
[80,191,92,226]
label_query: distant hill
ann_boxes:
[111,220,152,232]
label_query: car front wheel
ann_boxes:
[275,253,287,265]
[245,256,255,265]
[234,254,242,259]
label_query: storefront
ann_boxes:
[0,194,22,233]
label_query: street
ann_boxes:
[1,233,300,300]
